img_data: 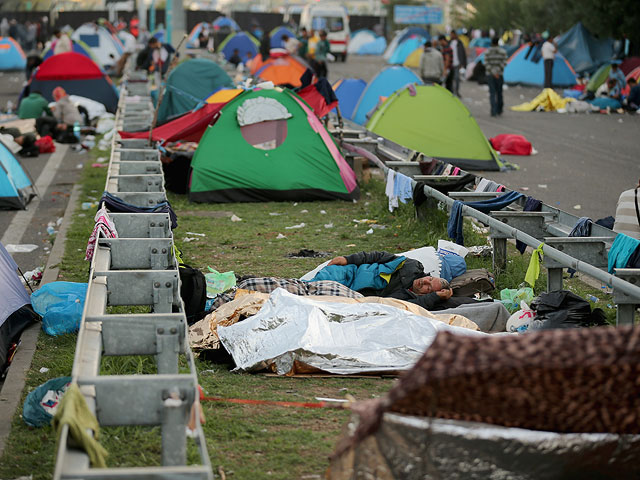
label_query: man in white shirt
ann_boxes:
[282,35,299,56]
[52,29,72,55]
[449,31,467,97]
[541,37,557,88]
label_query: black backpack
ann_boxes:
[178,264,207,324]
[451,269,496,297]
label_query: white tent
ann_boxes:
[347,30,377,54]
[72,23,123,70]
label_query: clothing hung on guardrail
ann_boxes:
[525,243,545,287]
[608,234,640,273]
[447,191,524,245]
[516,197,543,254]
[100,191,178,229]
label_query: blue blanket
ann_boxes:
[309,256,406,291]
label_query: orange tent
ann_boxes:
[254,55,311,88]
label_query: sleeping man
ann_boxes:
[313,250,481,311]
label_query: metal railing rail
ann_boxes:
[53,62,213,479]
[337,123,639,326]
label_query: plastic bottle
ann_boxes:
[46,226,55,235]
[586,294,598,303]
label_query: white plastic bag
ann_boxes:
[506,300,535,333]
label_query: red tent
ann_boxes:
[21,52,119,112]
[119,102,226,144]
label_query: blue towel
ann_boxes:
[516,197,543,254]
[394,172,413,204]
[309,256,407,292]
[608,234,640,273]
[438,253,467,282]
[447,191,524,246]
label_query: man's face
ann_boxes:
[412,276,442,295]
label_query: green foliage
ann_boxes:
[467,0,638,48]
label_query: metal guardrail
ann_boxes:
[53,64,213,479]
[335,121,640,326]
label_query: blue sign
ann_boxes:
[394,5,443,25]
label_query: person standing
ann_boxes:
[314,30,330,78]
[613,179,640,240]
[541,35,557,89]
[449,31,467,96]
[419,40,444,84]
[297,27,308,58]
[438,35,453,92]
[484,36,508,117]
[609,62,626,91]
[52,29,72,55]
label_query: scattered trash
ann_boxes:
[96,157,107,164]
[76,163,83,169]
[320,210,327,214]
[573,205,581,210]
[56,217,63,226]
[538,184,547,189]
[521,187,529,191]
[276,233,286,239]
[205,267,236,297]
[21,267,43,287]
[346,244,356,247]
[46,225,55,235]
[586,294,598,303]
[183,237,197,242]
[91,163,108,168]
[81,202,97,210]
[186,232,205,236]
[22,376,72,427]
[230,215,242,222]
[285,223,305,229]
[366,228,374,234]
[31,282,88,336]
[467,245,493,257]
[285,249,330,259]
[39,367,49,373]
[97,138,110,150]
[470,223,489,234]
[5,244,38,253]
[293,202,298,206]
[268,212,281,216]
[300,209,308,213]
[618,118,623,123]
[324,223,334,229]
[370,224,386,230]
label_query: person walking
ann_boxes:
[313,30,330,78]
[419,40,444,84]
[438,35,453,92]
[449,31,467,96]
[484,36,508,117]
[541,35,557,89]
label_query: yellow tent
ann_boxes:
[511,88,575,112]
[205,88,243,104]
[403,47,423,68]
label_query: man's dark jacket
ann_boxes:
[343,251,476,311]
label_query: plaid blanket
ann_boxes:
[212,277,363,309]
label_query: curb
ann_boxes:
[0,182,83,457]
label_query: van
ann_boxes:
[299,3,350,61]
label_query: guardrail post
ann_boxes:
[156,327,180,374]
[547,268,564,292]
[162,389,188,466]
[613,269,640,326]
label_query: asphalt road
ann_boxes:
[329,55,640,220]
[0,71,87,274]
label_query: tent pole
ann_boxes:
[148,34,187,146]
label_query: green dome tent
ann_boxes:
[157,58,233,123]
[189,88,359,203]
[366,84,503,171]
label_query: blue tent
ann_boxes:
[0,37,26,71]
[388,36,426,64]
[42,39,94,61]
[213,16,240,32]
[333,78,367,119]
[219,32,259,63]
[352,66,422,125]
[397,27,430,45]
[0,140,35,209]
[556,22,614,74]
[270,26,296,48]
[504,45,577,87]
[358,37,386,55]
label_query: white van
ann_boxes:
[299,3,350,61]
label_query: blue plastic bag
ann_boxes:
[23,376,72,427]
[31,282,88,336]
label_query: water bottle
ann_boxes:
[46,226,55,235]
[6,100,13,114]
